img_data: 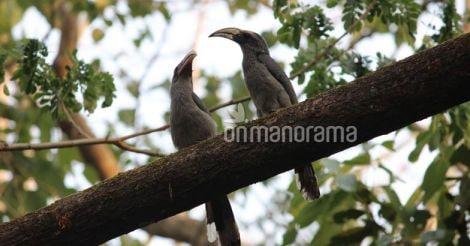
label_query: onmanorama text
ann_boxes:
[224,125,357,143]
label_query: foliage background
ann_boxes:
[0,0,469,245]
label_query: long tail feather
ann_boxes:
[295,163,320,200]
[206,196,240,246]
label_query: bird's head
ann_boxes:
[172,51,197,83]
[209,27,269,54]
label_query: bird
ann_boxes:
[169,51,241,246]
[209,27,320,200]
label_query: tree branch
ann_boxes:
[1,32,469,245]
[0,96,250,153]
[208,95,251,112]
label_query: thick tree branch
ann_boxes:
[1,32,469,245]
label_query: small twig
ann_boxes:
[289,0,378,79]
[119,125,170,141]
[41,27,54,43]
[208,95,251,112]
[0,135,164,157]
[58,99,92,138]
[347,29,375,50]
[0,96,251,154]
[445,176,464,181]
[114,141,164,157]
[0,138,111,151]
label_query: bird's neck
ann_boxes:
[241,47,269,61]
[171,81,193,101]
[241,49,258,66]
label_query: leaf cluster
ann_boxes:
[5,39,116,119]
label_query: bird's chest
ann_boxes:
[243,62,280,93]
[170,108,216,148]
[242,60,289,115]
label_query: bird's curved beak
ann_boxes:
[177,50,197,75]
[209,27,241,40]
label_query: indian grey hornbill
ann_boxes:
[169,51,240,246]
[209,27,320,200]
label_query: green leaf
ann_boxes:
[295,200,325,227]
[333,209,365,223]
[382,186,401,208]
[421,159,449,203]
[421,229,450,243]
[119,235,143,246]
[344,153,370,165]
[293,190,348,228]
[320,158,340,172]
[158,3,171,22]
[8,40,115,119]
[2,83,9,96]
[126,81,139,98]
[100,72,116,108]
[356,187,376,204]
[118,108,136,127]
[326,0,339,8]
[405,187,424,208]
[91,28,105,42]
[375,235,394,246]
[450,145,470,167]
[331,220,380,245]
[273,0,287,18]
[282,225,297,245]
[56,148,78,172]
[0,52,6,79]
[381,140,395,151]
[402,209,431,237]
[378,163,402,183]
[379,203,397,222]
[336,173,357,192]
[409,131,432,162]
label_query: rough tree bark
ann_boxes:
[51,2,208,244]
[0,32,469,245]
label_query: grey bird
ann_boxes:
[209,28,320,200]
[170,51,240,246]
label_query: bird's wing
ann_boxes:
[192,92,211,114]
[258,53,298,104]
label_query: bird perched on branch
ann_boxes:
[169,51,240,246]
[209,28,320,200]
